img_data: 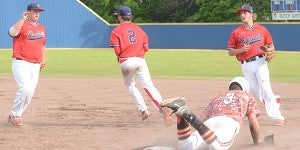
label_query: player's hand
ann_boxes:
[22,12,29,20]
[40,63,46,71]
[242,44,250,52]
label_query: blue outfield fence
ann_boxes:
[0,0,110,48]
[1,0,300,51]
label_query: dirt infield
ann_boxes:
[0,76,299,150]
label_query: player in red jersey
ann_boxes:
[161,77,261,150]
[7,3,46,126]
[110,6,172,126]
[227,5,285,126]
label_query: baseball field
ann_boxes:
[0,49,299,150]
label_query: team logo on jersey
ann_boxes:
[240,34,263,45]
[27,30,45,41]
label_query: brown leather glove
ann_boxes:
[260,44,275,62]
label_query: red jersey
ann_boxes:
[199,90,260,125]
[227,23,273,61]
[110,22,149,58]
[12,20,46,63]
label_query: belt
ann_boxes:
[15,58,39,64]
[118,57,140,64]
[241,55,264,64]
[118,58,128,64]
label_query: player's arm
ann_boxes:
[112,46,121,57]
[8,12,28,37]
[109,33,121,57]
[228,45,249,56]
[142,33,149,52]
[143,43,149,52]
[227,31,249,56]
[247,112,260,144]
[40,46,46,70]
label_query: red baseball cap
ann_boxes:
[236,5,253,14]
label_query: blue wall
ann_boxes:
[139,24,237,49]
[1,0,300,51]
[138,23,300,51]
[0,0,110,48]
[264,24,300,51]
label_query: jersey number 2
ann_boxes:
[128,29,137,44]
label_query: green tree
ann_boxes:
[80,0,147,23]
[140,0,199,23]
[190,0,272,23]
[80,0,273,23]
[81,0,199,23]
[188,0,239,22]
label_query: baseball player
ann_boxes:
[7,3,46,126]
[109,6,172,126]
[227,5,285,126]
[161,77,261,150]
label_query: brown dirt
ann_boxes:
[0,76,299,150]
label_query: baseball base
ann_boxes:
[143,146,175,150]
[263,134,275,145]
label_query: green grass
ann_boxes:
[0,49,299,82]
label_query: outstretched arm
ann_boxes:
[248,113,260,144]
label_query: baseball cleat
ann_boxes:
[175,106,194,118]
[10,116,23,126]
[161,97,186,112]
[7,115,12,122]
[140,110,150,121]
[273,119,286,126]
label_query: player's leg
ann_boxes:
[204,116,240,150]
[173,112,217,149]
[135,58,162,110]
[120,59,148,120]
[171,114,231,150]
[122,73,148,112]
[256,62,285,124]
[176,115,215,150]
[135,58,173,125]
[161,98,217,146]
[176,106,217,144]
[177,112,238,150]
[9,59,33,125]
[19,63,41,115]
[242,64,263,102]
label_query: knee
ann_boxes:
[252,93,261,101]
[124,80,135,87]
[18,88,33,98]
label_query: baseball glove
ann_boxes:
[260,44,275,62]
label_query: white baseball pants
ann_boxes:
[120,57,162,112]
[10,58,40,117]
[242,56,284,120]
[179,116,240,150]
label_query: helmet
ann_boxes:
[229,76,250,93]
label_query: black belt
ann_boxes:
[241,55,264,64]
